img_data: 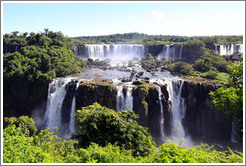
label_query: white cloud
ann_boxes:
[129,16,137,20]
[151,10,165,21]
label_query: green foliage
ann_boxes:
[138,83,150,101]
[185,39,206,61]
[72,33,243,46]
[210,62,243,137]
[77,143,139,163]
[141,54,158,71]
[153,141,243,163]
[74,103,156,157]
[193,54,229,75]
[3,114,243,163]
[3,116,78,163]
[4,116,37,137]
[213,72,230,82]
[205,69,218,79]
[171,62,194,75]
[3,30,86,115]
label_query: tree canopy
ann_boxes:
[3,29,86,116]
[210,62,243,138]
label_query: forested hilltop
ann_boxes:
[3,30,243,163]
[3,30,86,117]
[72,32,243,45]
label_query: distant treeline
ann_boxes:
[72,32,243,45]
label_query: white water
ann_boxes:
[215,44,243,55]
[163,79,193,147]
[156,85,165,141]
[84,44,145,63]
[44,78,72,130]
[116,85,124,112]
[165,45,170,59]
[69,80,82,134]
[179,45,183,59]
[116,83,134,112]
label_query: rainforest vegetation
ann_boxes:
[72,32,243,45]
[3,104,243,163]
[3,30,86,116]
[3,30,244,163]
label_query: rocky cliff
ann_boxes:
[75,80,117,110]
[181,80,232,140]
[73,79,232,141]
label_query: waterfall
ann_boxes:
[179,45,183,59]
[215,44,218,54]
[84,44,145,61]
[164,79,192,147]
[69,80,82,134]
[116,86,124,112]
[116,84,134,112]
[216,44,243,55]
[44,78,72,130]
[124,86,133,111]
[156,85,165,140]
[170,80,185,140]
[165,45,170,59]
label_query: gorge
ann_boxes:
[38,44,239,150]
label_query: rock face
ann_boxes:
[132,83,170,138]
[69,79,233,141]
[75,81,117,110]
[147,45,164,57]
[61,80,78,124]
[160,85,172,136]
[181,80,232,140]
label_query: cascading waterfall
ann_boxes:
[158,45,184,59]
[164,79,192,147]
[179,45,183,59]
[44,78,72,130]
[170,80,185,140]
[215,43,243,55]
[156,85,165,141]
[165,45,170,59]
[116,85,124,112]
[69,80,82,134]
[84,44,145,61]
[124,86,134,111]
[116,84,134,112]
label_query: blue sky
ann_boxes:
[2,1,245,37]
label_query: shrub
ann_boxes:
[172,62,194,75]
[74,103,156,157]
[141,54,158,71]
[206,69,218,79]
[4,116,37,137]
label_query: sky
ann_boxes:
[2,1,245,37]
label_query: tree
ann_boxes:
[44,28,49,36]
[210,61,243,137]
[171,62,194,75]
[74,103,156,157]
[11,31,19,37]
[141,53,158,71]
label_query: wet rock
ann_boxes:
[122,85,127,98]
[132,80,142,85]
[181,80,231,140]
[121,77,132,82]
